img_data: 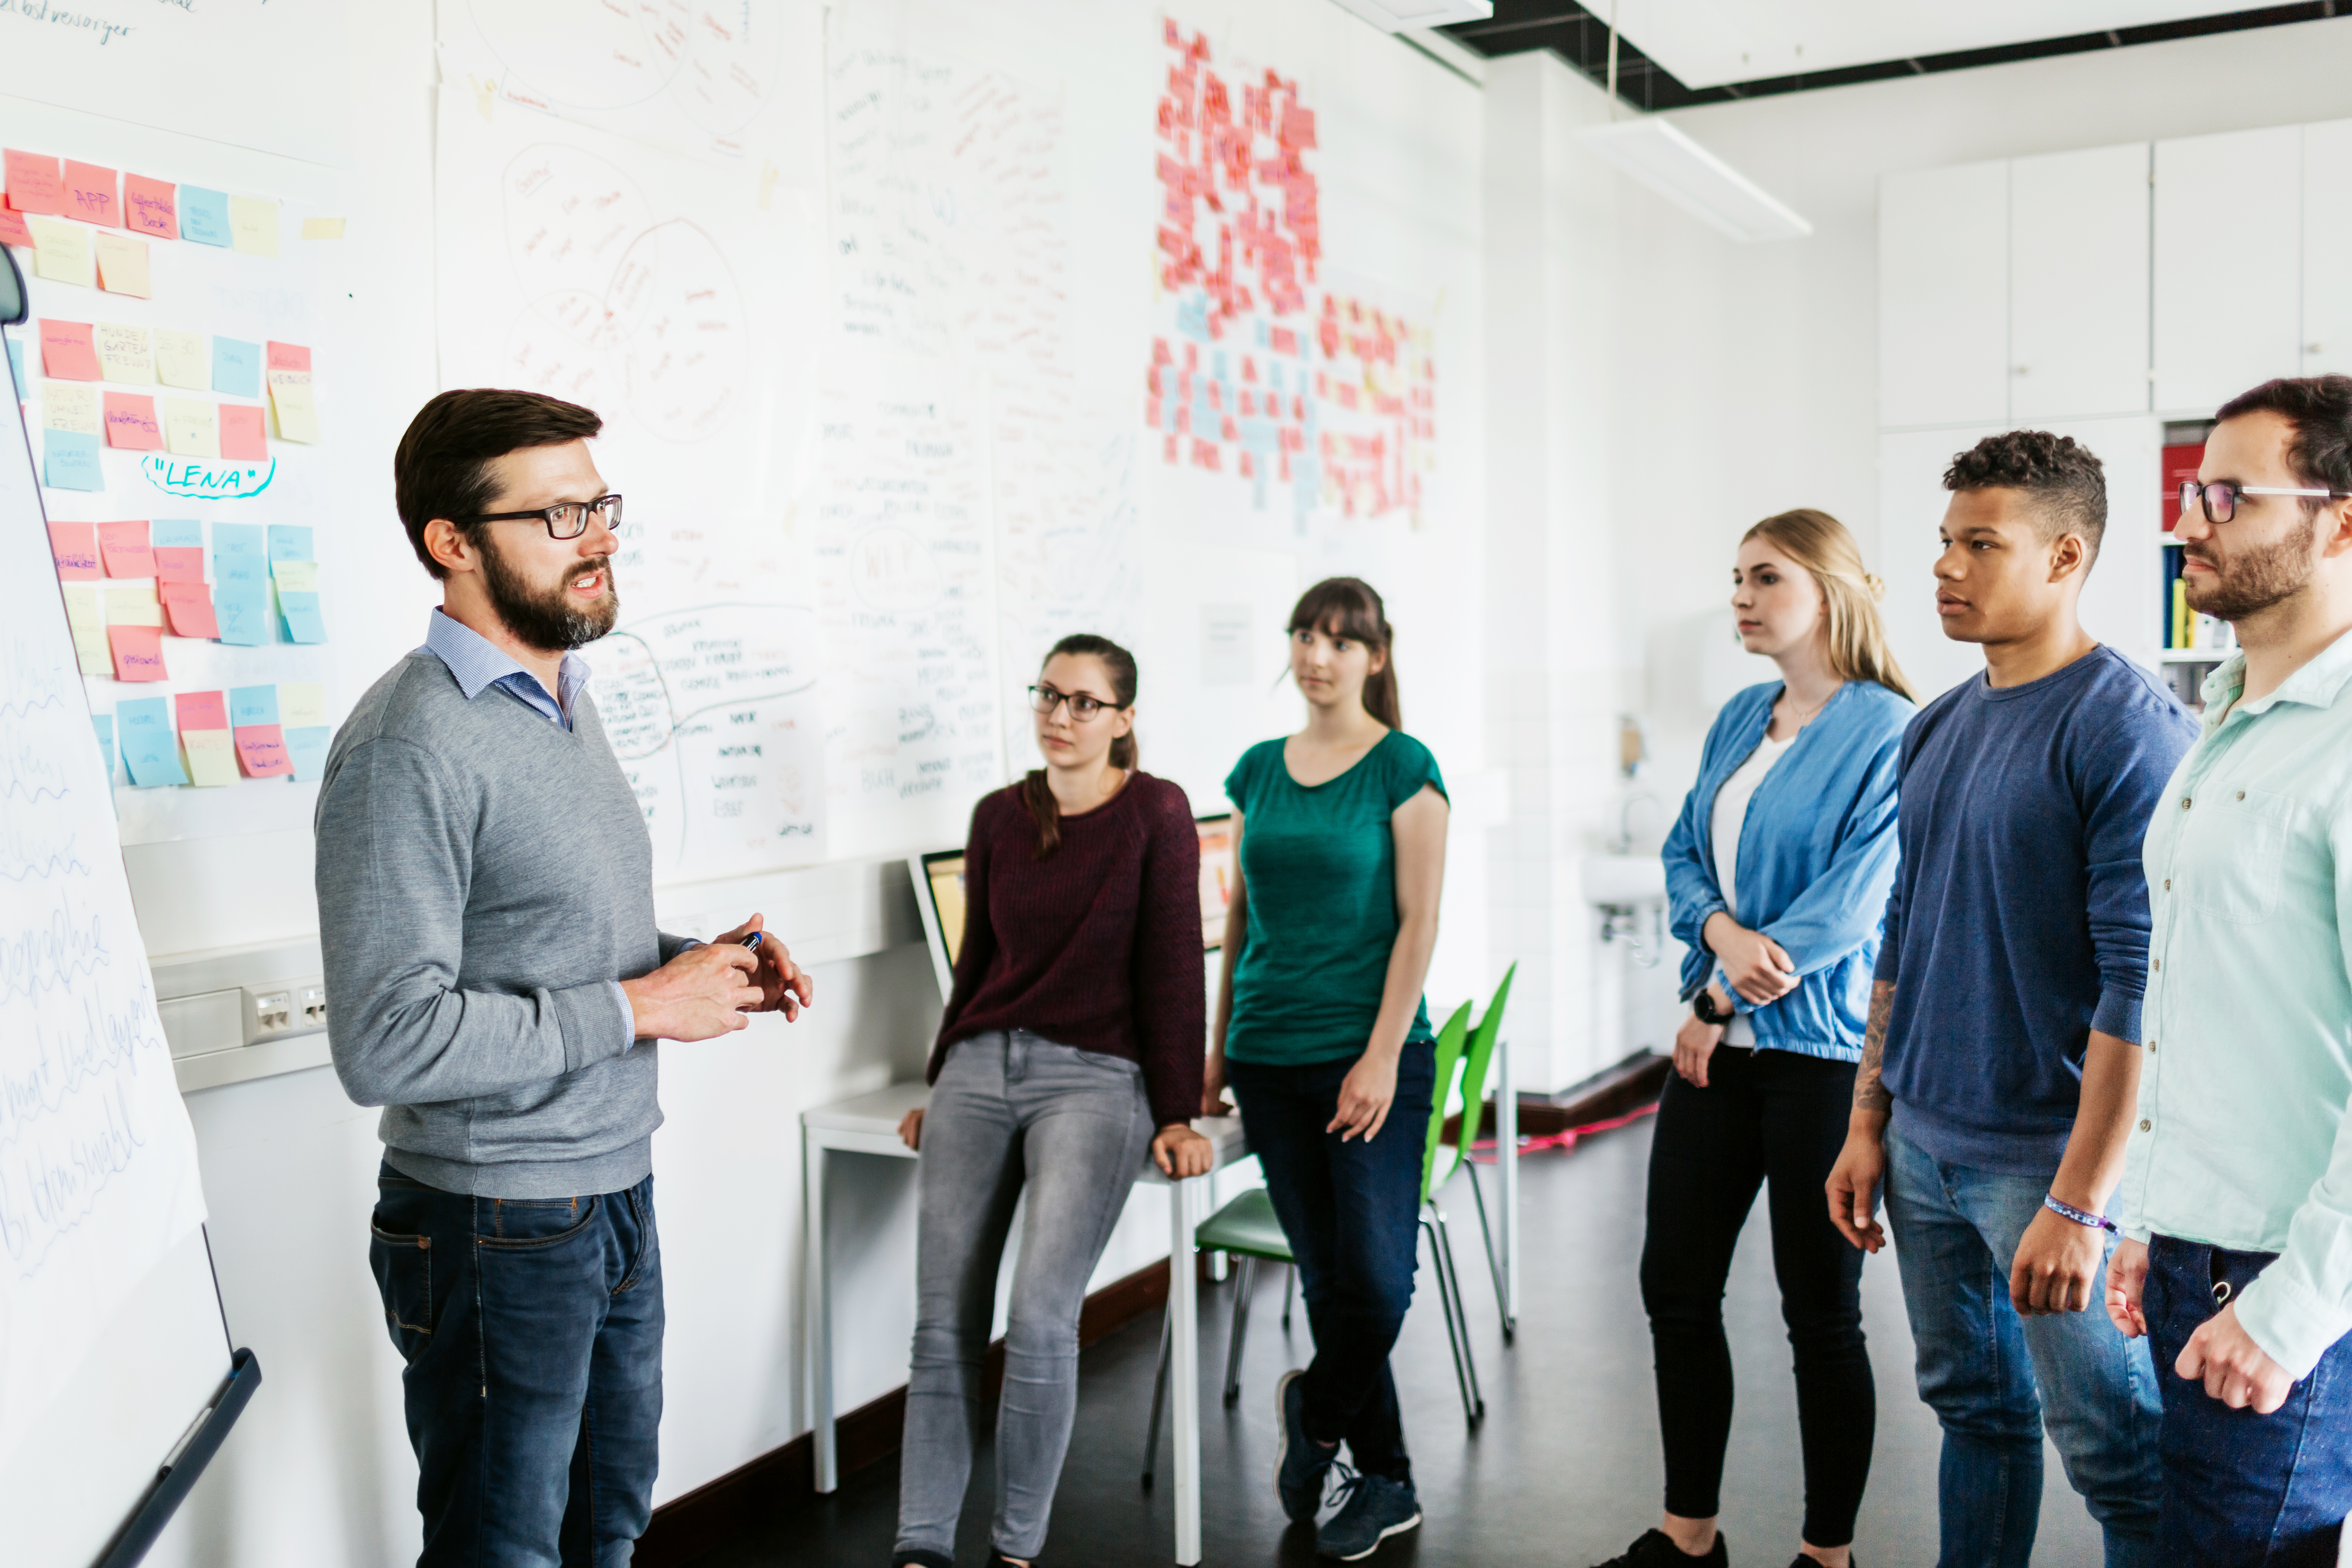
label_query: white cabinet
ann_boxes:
[2011,144,2151,421]
[2155,127,2302,413]
[2303,119,2352,379]
[1879,161,2009,428]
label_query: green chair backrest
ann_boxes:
[1418,1000,1474,1203]
[1422,963,1518,1200]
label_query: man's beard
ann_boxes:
[479,534,619,652]
[2185,508,2320,623]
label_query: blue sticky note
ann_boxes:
[212,522,265,585]
[152,519,203,549]
[181,186,233,247]
[267,524,313,564]
[42,428,104,491]
[92,714,115,781]
[6,339,23,400]
[279,590,327,644]
[215,584,272,647]
[228,685,280,728]
[118,699,190,787]
[284,725,332,783]
[212,337,262,399]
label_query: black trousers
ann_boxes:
[1640,1047,1874,1548]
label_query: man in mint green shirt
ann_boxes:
[2107,375,2352,1565]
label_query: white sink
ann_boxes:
[1581,853,1666,907]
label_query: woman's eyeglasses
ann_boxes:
[2177,479,2345,525]
[1028,685,1114,721]
[462,493,625,540]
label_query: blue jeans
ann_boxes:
[2149,1235,2352,1566]
[369,1161,664,1568]
[1883,1121,2161,1568]
[1226,1039,1435,1483]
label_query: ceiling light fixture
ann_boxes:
[1577,117,1813,242]
[1326,0,1495,31]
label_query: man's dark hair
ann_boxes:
[393,389,603,579]
[2213,375,2352,507]
[1942,429,2107,560]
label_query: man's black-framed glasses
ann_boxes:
[2178,478,2344,525]
[1028,684,1114,720]
[463,493,624,540]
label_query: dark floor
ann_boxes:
[701,1117,2104,1566]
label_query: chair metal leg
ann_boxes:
[1464,1159,1514,1343]
[1281,1263,1295,1330]
[1431,1204,1486,1419]
[1141,1304,1172,1488]
[1223,1257,1257,1405]
[1420,1211,1478,1429]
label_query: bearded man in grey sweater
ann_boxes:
[317,388,812,1566]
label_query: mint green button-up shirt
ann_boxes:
[2118,626,2352,1378]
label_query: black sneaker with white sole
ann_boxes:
[1593,1529,1729,1567]
[1275,1368,1335,1524]
[1314,1468,1420,1560]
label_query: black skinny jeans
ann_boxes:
[1640,1046,1874,1548]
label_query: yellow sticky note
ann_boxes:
[94,323,154,385]
[266,372,319,444]
[61,586,109,674]
[280,682,328,729]
[25,216,95,288]
[271,559,319,593]
[106,585,164,626]
[154,329,209,391]
[163,399,218,459]
[93,230,152,298]
[300,217,345,240]
[42,382,101,435]
[183,729,239,787]
[228,196,278,258]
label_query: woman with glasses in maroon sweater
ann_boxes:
[891,633,1212,1568]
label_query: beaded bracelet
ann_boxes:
[2043,1193,2117,1234]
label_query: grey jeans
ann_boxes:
[894,1030,1154,1563]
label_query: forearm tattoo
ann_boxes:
[1853,980,1895,1113]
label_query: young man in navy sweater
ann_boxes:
[1825,431,2196,1568]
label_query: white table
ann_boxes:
[801,1083,1253,1565]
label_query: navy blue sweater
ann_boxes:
[1876,647,2197,1174]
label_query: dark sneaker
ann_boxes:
[1275,1368,1336,1523]
[1787,1558,1853,1568]
[1593,1529,1729,1567]
[1315,1469,1421,1560]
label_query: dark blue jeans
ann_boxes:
[2149,1234,2352,1566]
[1226,1039,1435,1484]
[369,1161,665,1568]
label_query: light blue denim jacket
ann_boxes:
[1663,679,1913,1061]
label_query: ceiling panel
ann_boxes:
[1606,2,2250,88]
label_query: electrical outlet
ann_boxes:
[240,976,329,1046]
[298,984,327,1029]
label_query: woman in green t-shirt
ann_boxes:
[1204,576,1449,1562]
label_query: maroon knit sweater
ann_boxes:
[931,772,1205,1128]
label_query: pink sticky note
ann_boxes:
[265,341,311,374]
[47,521,100,580]
[154,546,205,583]
[160,581,220,639]
[4,151,63,217]
[234,724,293,777]
[39,319,101,381]
[175,689,228,731]
[97,520,154,578]
[0,208,29,248]
[62,161,118,227]
[103,393,163,451]
[218,404,266,460]
[108,624,167,682]
[124,174,177,240]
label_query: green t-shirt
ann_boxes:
[1223,729,1448,1066]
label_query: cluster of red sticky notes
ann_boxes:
[96,520,154,576]
[47,520,100,580]
[160,581,220,639]
[40,319,101,380]
[0,210,29,248]
[108,624,166,682]
[63,161,118,226]
[219,404,267,460]
[124,175,176,240]
[5,150,64,216]
[103,393,162,449]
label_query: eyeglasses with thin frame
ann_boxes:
[1028,684,1117,721]
[2177,478,2346,525]
[461,493,625,540]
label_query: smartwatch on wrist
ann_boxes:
[1693,989,1734,1027]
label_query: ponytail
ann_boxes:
[1018,633,1139,859]
[1287,576,1401,728]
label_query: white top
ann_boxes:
[1708,732,1793,1047]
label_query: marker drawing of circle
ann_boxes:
[503,145,654,308]
[501,307,618,413]
[850,527,944,613]
[615,219,750,442]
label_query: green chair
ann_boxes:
[1428,962,1516,1344]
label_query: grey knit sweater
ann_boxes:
[314,650,688,1198]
